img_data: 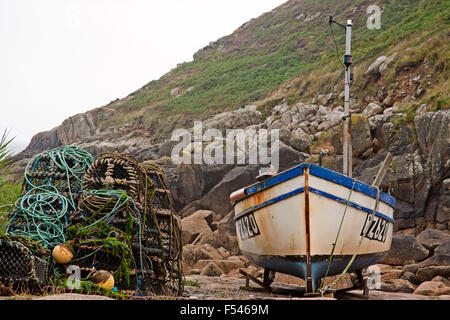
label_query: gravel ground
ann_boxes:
[1,275,449,300]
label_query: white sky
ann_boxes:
[0,0,287,153]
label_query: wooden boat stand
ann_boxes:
[239,268,370,299]
[239,268,275,293]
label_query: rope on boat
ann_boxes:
[318,184,381,295]
[319,180,356,288]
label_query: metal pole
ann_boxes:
[343,20,352,177]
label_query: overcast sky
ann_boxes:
[0,0,287,153]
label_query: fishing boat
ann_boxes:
[230,17,396,293]
[230,162,395,292]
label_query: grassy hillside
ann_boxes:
[100,0,448,141]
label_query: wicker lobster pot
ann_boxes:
[0,238,48,290]
[7,146,94,242]
[72,152,183,296]
[21,147,93,199]
[0,146,94,290]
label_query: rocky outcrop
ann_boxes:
[379,235,429,265]
[202,105,263,134]
[25,127,62,156]
[416,228,450,251]
[199,165,260,219]
[403,254,450,274]
[200,262,224,277]
[365,53,398,77]
[19,107,116,159]
[380,279,416,293]
[435,241,450,256]
[373,229,450,296]
[416,266,450,283]
[414,281,450,296]
[414,110,449,188]
[180,210,215,245]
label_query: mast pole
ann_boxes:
[343,20,352,177]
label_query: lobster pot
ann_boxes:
[69,190,140,232]
[153,214,183,295]
[78,153,183,296]
[82,153,145,209]
[23,153,79,200]
[6,191,69,249]
[142,162,183,295]
[68,190,163,291]
[0,146,93,292]
[0,239,48,288]
[72,243,155,291]
[6,146,94,248]
[22,146,94,203]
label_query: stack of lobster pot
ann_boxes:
[141,160,183,295]
[0,146,94,290]
[71,152,183,296]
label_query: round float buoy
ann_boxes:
[92,270,115,290]
[52,243,73,264]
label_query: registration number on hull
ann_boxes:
[360,214,389,243]
[236,213,260,240]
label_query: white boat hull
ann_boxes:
[231,164,395,292]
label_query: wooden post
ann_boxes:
[343,20,353,177]
[372,152,393,187]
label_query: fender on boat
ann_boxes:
[230,187,246,202]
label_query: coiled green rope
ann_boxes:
[7,185,68,248]
[7,146,94,248]
[24,145,94,210]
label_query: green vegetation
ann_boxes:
[183,278,200,287]
[391,160,397,173]
[392,103,421,127]
[68,216,136,285]
[424,92,450,112]
[98,0,449,142]
[0,130,20,235]
[0,130,14,173]
[0,182,21,235]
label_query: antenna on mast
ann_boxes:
[328,15,353,177]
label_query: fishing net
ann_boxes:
[0,146,94,290]
[68,153,183,296]
[0,238,49,289]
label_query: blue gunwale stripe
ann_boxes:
[242,163,396,208]
[234,187,305,221]
[307,165,396,208]
[245,165,304,196]
[308,187,395,223]
[234,186,395,224]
